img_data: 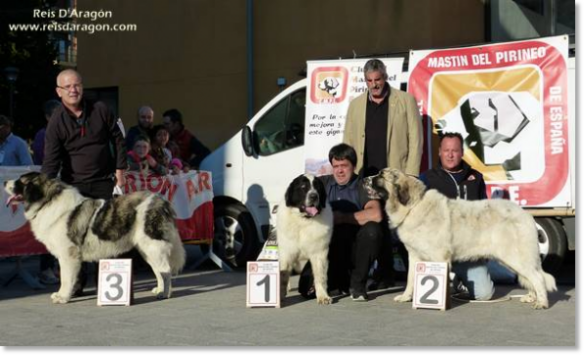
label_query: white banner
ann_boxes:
[304,58,405,175]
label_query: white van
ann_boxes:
[200,78,308,266]
[200,56,575,273]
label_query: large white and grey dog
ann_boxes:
[4,172,186,304]
[364,168,557,309]
[276,174,333,305]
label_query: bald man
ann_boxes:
[42,69,128,296]
[126,105,154,149]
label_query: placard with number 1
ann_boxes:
[246,261,280,308]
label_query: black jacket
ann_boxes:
[42,100,127,184]
[419,161,487,200]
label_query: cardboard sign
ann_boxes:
[97,259,133,306]
[412,261,449,311]
[246,261,280,308]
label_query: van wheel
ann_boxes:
[203,203,259,269]
[535,217,567,275]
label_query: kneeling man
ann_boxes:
[300,143,384,301]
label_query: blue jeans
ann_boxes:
[452,260,495,301]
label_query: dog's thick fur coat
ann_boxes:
[276,174,333,305]
[364,168,556,309]
[4,172,186,304]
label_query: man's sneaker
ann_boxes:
[350,288,368,302]
[39,269,59,285]
[367,278,395,291]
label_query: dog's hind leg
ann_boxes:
[525,270,549,309]
[51,253,82,304]
[309,252,332,305]
[507,261,549,309]
[138,243,173,299]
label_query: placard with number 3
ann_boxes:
[97,259,133,306]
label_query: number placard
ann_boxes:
[412,261,449,311]
[97,259,133,306]
[246,261,280,308]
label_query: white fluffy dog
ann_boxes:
[364,168,557,309]
[276,174,333,305]
[4,172,186,304]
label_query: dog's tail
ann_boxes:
[162,200,186,275]
[542,271,558,292]
[170,231,186,275]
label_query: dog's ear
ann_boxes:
[20,171,41,185]
[406,176,426,205]
[314,178,327,209]
[394,182,411,206]
[285,175,303,207]
[22,176,44,204]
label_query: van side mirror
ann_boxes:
[241,125,255,157]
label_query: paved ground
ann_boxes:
[0,247,576,347]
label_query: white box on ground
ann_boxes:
[97,259,133,306]
[246,261,280,308]
[412,261,449,311]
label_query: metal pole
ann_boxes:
[9,82,14,119]
[246,0,254,121]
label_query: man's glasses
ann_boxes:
[57,83,83,91]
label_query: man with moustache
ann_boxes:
[343,59,423,290]
[42,69,127,296]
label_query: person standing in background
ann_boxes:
[42,69,127,297]
[0,115,33,167]
[343,59,423,289]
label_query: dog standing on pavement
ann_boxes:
[4,172,186,304]
[363,168,557,309]
[276,174,333,305]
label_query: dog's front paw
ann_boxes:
[152,287,162,295]
[317,295,332,305]
[520,294,536,303]
[532,301,548,310]
[394,294,412,303]
[51,292,70,304]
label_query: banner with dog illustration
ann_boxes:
[0,167,214,257]
[408,35,570,207]
[304,58,404,175]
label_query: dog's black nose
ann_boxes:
[308,192,318,201]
